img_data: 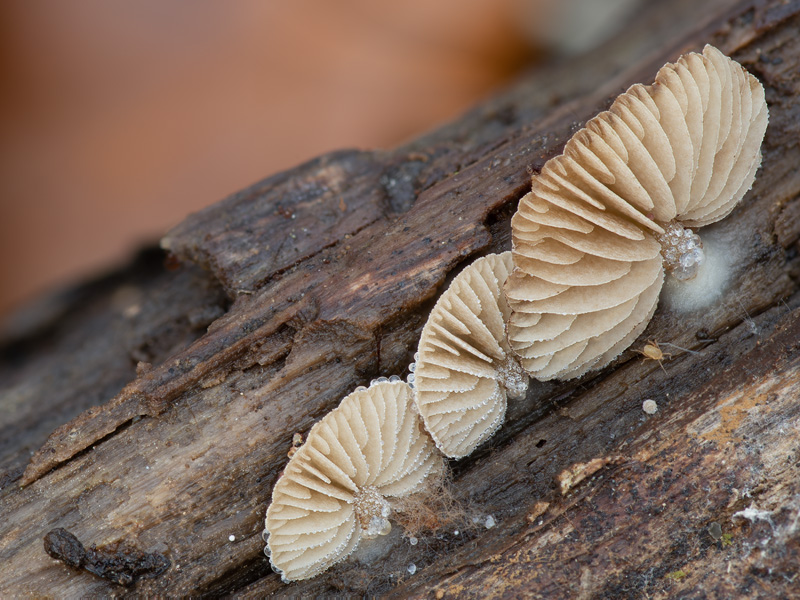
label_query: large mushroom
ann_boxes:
[264,380,444,582]
[506,45,768,380]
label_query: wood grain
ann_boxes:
[1,0,799,596]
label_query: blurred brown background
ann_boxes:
[0,0,641,321]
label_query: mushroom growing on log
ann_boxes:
[506,45,768,381]
[2,0,800,597]
[264,379,444,581]
[413,252,527,459]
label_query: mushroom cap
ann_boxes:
[507,45,767,380]
[414,252,528,459]
[264,380,444,582]
[648,44,768,225]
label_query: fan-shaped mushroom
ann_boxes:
[413,252,528,458]
[264,380,444,582]
[507,45,767,380]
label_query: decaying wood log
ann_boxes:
[2,0,800,596]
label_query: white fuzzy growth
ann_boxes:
[661,223,744,313]
[732,505,775,529]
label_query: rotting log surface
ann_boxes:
[2,0,800,597]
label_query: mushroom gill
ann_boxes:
[264,380,444,582]
[413,252,528,459]
[506,45,768,380]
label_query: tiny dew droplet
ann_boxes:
[407,563,417,575]
[409,536,418,546]
[229,534,236,542]
[485,515,496,529]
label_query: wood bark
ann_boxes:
[2,0,800,596]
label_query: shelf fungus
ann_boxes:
[264,380,444,582]
[412,252,528,458]
[506,44,768,380]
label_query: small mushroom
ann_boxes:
[413,252,528,458]
[264,380,444,582]
[506,45,767,380]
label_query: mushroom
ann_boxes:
[412,252,528,458]
[506,45,767,380]
[264,380,444,582]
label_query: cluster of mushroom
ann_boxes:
[263,45,768,582]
